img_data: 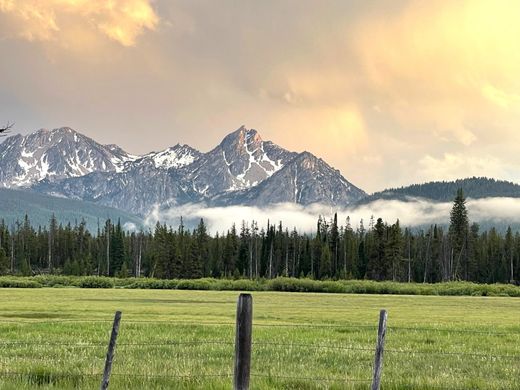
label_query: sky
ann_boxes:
[1,0,520,193]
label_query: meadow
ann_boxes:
[0,288,518,389]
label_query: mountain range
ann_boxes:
[0,126,366,216]
[2,126,520,228]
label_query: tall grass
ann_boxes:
[0,289,518,389]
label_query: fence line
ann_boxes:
[385,349,520,360]
[250,373,371,383]
[0,296,518,389]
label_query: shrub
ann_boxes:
[177,279,212,290]
[77,276,114,289]
[33,275,78,287]
[126,279,178,289]
[0,275,519,297]
[0,277,42,288]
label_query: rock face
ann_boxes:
[1,125,367,215]
[216,151,366,206]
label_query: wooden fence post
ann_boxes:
[100,311,122,390]
[233,294,253,390]
[371,309,388,390]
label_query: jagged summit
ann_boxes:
[220,126,262,147]
[184,126,296,196]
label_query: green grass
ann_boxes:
[0,289,518,389]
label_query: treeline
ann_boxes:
[0,190,518,284]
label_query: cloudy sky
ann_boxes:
[1,0,519,193]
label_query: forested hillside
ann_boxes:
[0,190,518,284]
[0,188,142,231]
[362,177,520,203]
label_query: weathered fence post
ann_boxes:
[100,311,122,390]
[371,309,388,390]
[233,294,253,390]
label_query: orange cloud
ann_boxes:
[0,0,158,46]
[352,0,520,145]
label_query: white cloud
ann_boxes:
[418,153,508,182]
[144,197,520,234]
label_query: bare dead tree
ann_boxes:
[0,122,14,137]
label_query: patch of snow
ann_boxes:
[223,150,231,166]
[151,147,197,169]
[21,150,34,158]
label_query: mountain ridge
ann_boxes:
[1,126,366,215]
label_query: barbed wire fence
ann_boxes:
[0,294,519,389]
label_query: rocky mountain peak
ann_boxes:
[220,126,262,150]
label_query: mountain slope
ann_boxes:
[0,188,142,231]
[0,127,136,187]
[361,177,520,204]
[214,151,366,206]
[33,160,201,216]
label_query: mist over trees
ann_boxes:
[0,190,518,284]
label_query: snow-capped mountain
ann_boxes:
[0,127,136,187]
[1,126,367,215]
[129,144,201,170]
[181,126,297,196]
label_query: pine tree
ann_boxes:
[386,220,403,281]
[367,218,387,280]
[319,244,332,279]
[0,247,8,275]
[20,258,31,276]
[330,213,339,276]
[118,261,129,278]
[449,189,469,280]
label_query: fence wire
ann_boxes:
[2,319,518,337]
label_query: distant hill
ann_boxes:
[0,188,142,231]
[361,177,520,203]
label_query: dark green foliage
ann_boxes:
[365,177,520,203]
[0,188,142,232]
[449,189,470,280]
[319,244,332,279]
[0,187,519,285]
[0,277,42,288]
[0,247,8,275]
[77,276,114,288]
[20,258,31,276]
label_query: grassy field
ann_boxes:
[0,289,518,389]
